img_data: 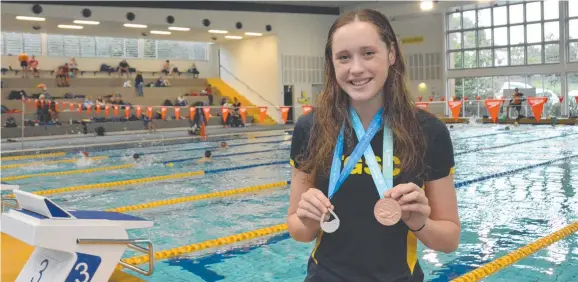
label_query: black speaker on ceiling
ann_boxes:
[167,16,175,24]
[32,4,42,14]
[126,12,135,21]
[202,19,211,27]
[265,25,272,32]
[235,22,243,29]
[82,8,92,18]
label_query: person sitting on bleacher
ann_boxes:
[95,96,106,107]
[56,63,71,87]
[28,56,40,78]
[155,76,171,87]
[18,52,29,78]
[110,93,126,105]
[69,57,79,77]
[188,63,200,78]
[162,60,172,75]
[175,96,188,107]
[118,59,131,79]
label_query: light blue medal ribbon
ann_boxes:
[321,108,384,233]
[349,108,394,198]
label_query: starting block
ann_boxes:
[1,190,155,282]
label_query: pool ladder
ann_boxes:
[77,238,155,276]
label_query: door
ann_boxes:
[283,85,294,124]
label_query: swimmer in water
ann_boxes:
[220,141,229,150]
[133,153,141,161]
[196,150,213,163]
[505,126,510,131]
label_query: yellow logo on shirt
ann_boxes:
[342,155,401,176]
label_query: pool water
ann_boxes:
[2,125,577,282]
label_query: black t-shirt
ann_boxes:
[290,109,455,282]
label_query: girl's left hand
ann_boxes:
[383,183,430,231]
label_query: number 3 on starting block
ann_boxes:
[64,253,101,282]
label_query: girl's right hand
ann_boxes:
[296,188,334,228]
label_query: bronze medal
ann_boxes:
[373,198,401,226]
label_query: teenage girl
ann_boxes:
[287,9,460,281]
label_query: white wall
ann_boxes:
[219,35,281,120]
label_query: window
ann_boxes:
[1,32,41,56]
[568,73,578,117]
[569,1,578,62]
[3,32,210,61]
[448,74,563,117]
[446,1,561,69]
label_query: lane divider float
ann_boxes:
[0,152,67,161]
[451,221,578,282]
[0,156,108,170]
[5,160,289,198]
[106,180,290,213]
[455,133,577,156]
[120,223,289,267]
[1,163,135,181]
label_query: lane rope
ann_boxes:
[0,152,67,161]
[5,160,289,198]
[106,181,290,213]
[451,221,578,282]
[1,163,135,181]
[0,156,108,169]
[120,223,289,267]
[455,133,577,155]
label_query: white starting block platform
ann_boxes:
[1,190,155,282]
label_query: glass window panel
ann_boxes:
[544,43,559,63]
[510,46,525,65]
[570,20,578,40]
[477,8,492,27]
[4,32,23,55]
[477,76,494,99]
[543,21,559,41]
[464,50,477,68]
[463,10,476,29]
[509,4,524,24]
[569,42,578,62]
[448,13,461,30]
[526,23,542,43]
[463,31,476,48]
[493,6,507,26]
[478,28,492,47]
[542,74,561,117]
[478,49,493,67]
[494,27,508,46]
[543,0,559,20]
[528,74,543,90]
[570,0,578,17]
[568,73,578,114]
[449,51,463,69]
[449,32,462,49]
[494,48,508,66]
[463,77,477,100]
[510,25,524,45]
[527,44,542,64]
[526,1,541,22]
[493,76,509,99]
[455,78,464,99]
[448,78,459,100]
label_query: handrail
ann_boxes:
[219,65,278,109]
[77,238,155,276]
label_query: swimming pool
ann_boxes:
[2,124,577,282]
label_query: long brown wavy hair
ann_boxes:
[298,9,428,182]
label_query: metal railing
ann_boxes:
[219,65,278,109]
[77,238,155,276]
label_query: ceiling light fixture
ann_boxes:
[150,30,171,35]
[244,32,263,36]
[208,29,228,34]
[225,35,243,40]
[168,26,190,31]
[16,16,45,21]
[58,24,84,29]
[420,1,434,11]
[73,20,100,25]
[123,23,148,28]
